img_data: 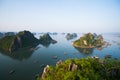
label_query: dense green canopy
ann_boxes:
[73,33,103,48]
[37,58,120,80]
[0,30,39,52]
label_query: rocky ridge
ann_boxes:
[0,30,39,53]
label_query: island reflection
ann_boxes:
[74,47,94,54]
[0,46,39,61]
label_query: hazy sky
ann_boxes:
[0,0,120,33]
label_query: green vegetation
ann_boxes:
[37,58,120,80]
[39,33,52,43]
[0,36,16,52]
[0,31,57,52]
[39,33,57,47]
[0,30,39,52]
[73,33,103,48]
[16,31,39,47]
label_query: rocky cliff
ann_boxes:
[0,30,39,53]
[39,33,57,45]
[38,58,120,80]
[73,33,104,48]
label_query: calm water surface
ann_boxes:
[0,33,120,80]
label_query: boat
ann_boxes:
[52,55,57,59]
[9,69,15,74]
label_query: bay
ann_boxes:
[0,33,120,80]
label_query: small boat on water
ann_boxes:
[104,55,112,59]
[9,69,15,75]
[64,52,67,55]
[40,64,45,67]
[33,60,39,64]
[52,55,58,59]
[91,56,99,59]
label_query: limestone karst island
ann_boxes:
[0,30,57,53]
[73,33,104,48]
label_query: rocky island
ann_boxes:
[39,33,57,45]
[0,30,39,53]
[73,33,104,48]
[65,33,77,40]
[37,57,120,80]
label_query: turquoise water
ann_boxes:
[0,33,120,80]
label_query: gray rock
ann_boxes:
[68,63,78,71]
[72,64,78,71]
[42,65,50,80]
[56,60,62,66]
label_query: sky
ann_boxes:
[0,0,120,33]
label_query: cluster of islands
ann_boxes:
[0,30,120,80]
[0,30,57,53]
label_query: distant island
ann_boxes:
[73,33,104,48]
[39,33,57,44]
[37,57,120,80]
[65,33,77,40]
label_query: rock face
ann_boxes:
[41,65,50,80]
[0,30,39,53]
[65,33,77,40]
[68,63,78,71]
[39,33,57,45]
[73,33,104,48]
[56,60,62,66]
[41,60,78,80]
[39,58,120,80]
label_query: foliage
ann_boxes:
[38,58,120,80]
[73,33,103,48]
[0,30,39,52]
[0,36,15,51]
[39,33,52,43]
[16,31,39,47]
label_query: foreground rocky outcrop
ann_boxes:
[37,57,120,80]
[0,30,39,53]
[73,33,104,48]
[65,33,77,40]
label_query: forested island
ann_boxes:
[0,30,39,53]
[73,33,104,48]
[37,57,120,80]
[0,30,57,53]
[65,33,77,40]
[39,33,57,44]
